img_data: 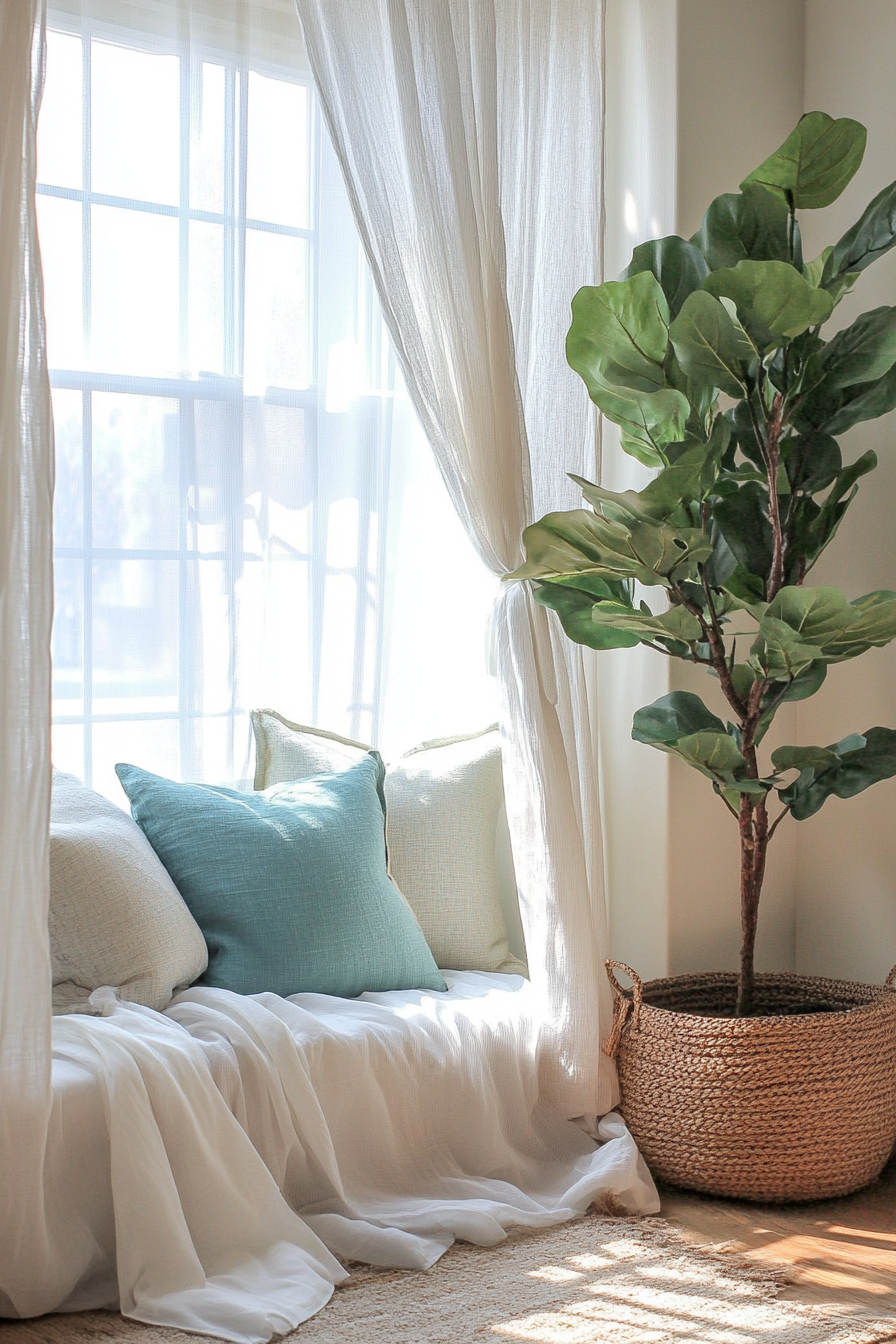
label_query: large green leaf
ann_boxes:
[703,260,834,350]
[534,570,630,601]
[824,589,896,659]
[570,474,668,525]
[826,178,896,280]
[669,291,752,397]
[506,509,713,590]
[778,727,896,819]
[632,690,727,744]
[712,480,773,585]
[750,616,821,681]
[703,522,739,590]
[534,583,640,651]
[772,743,841,774]
[639,420,730,513]
[784,451,875,570]
[740,111,867,210]
[691,183,794,271]
[567,272,671,391]
[794,359,896,437]
[664,348,718,438]
[582,375,691,467]
[621,235,710,320]
[567,274,689,466]
[782,432,841,494]
[751,585,896,674]
[669,731,753,785]
[588,601,703,645]
[631,691,770,795]
[808,449,877,549]
[804,307,896,392]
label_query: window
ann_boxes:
[39,13,499,798]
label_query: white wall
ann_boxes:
[600,0,678,980]
[667,0,805,977]
[601,0,896,985]
[796,1,896,982]
[601,0,805,980]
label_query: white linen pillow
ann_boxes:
[50,770,209,1014]
[251,711,527,975]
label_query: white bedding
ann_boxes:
[13,972,658,1342]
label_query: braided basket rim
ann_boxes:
[620,969,896,1030]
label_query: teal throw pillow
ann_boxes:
[115,757,447,999]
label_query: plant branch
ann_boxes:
[768,804,792,841]
[763,392,787,600]
[695,566,750,722]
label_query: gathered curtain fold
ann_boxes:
[295,0,618,1119]
[0,0,57,1310]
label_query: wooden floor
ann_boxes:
[661,1154,896,1315]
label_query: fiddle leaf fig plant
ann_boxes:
[506,112,896,1016]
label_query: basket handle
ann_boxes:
[885,964,896,988]
[604,959,643,1058]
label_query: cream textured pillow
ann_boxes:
[251,711,527,976]
[50,771,209,1014]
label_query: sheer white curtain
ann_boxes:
[0,0,56,1311]
[40,0,498,801]
[296,0,619,1119]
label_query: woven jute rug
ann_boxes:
[4,1212,896,1344]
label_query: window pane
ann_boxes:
[92,393,179,550]
[188,221,225,375]
[238,557,312,723]
[39,30,82,190]
[38,195,83,370]
[246,73,309,228]
[52,388,83,547]
[51,723,85,783]
[318,570,360,734]
[52,557,84,718]
[192,559,234,715]
[91,206,179,376]
[92,559,178,715]
[252,401,315,542]
[190,62,226,213]
[244,231,309,392]
[91,719,180,805]
[91,41,180,206]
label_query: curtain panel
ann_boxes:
[0,0,57,1311]
[295,0,618,1119]
[41,0,499,800]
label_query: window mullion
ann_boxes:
[178,47,190,374]
[80,25,93,786]
[235,68,249,380]
[82,388,94,788]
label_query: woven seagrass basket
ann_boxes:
[604,959,896,1203]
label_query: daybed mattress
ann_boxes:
[7,972,657,1342]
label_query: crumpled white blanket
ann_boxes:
[43,972,658,1343]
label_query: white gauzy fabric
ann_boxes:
[294,0,617,1118]
[50,997,347,1342]
[42,0,500,799]
[30,974,656,1337]
[166,974,658,1246]
[0,0,57,1314]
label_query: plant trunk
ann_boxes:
[737,794,769,1016]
